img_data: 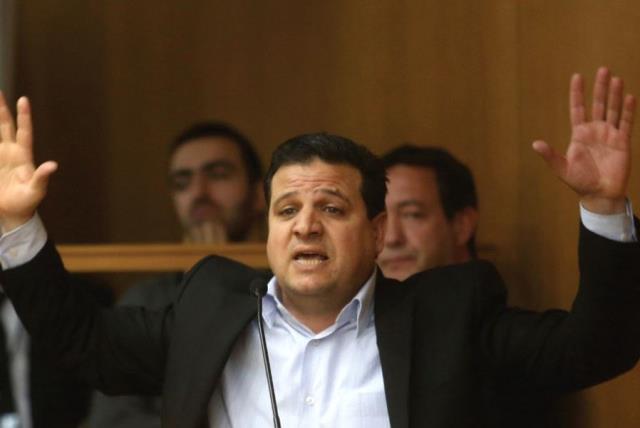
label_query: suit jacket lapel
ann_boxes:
[375,273,414,428]
[163,256,260,428]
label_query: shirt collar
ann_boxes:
[262,268,377,337]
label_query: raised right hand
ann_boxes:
[0,92,57,233]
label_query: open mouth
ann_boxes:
[293,251,329,265]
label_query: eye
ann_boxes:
[169,172,192,192]
[323,205,343,215]
[401,210,425,220]
[278,206,298,217]
[203,164,234,180]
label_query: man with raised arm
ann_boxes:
[0,68,639,428]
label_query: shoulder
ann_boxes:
[119,272,183,308]
[179,255,268,298]
[378,260,507,309]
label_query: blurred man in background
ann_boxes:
[89,121,265,428]
[378,144,561,426]
[378,145,478,280]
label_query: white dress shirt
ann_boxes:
[209,271,390,428]
[1,299,31,428]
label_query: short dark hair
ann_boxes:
[382,144,478,256]
[264,133,387,219]
[169,121,262,184]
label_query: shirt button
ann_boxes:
[305,396,315,406]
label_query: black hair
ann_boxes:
[382,144,478,257]
[170,121,262,184]
[264,132,387,219]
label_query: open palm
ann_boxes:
[0,93,57,231]
[533,68,635,212]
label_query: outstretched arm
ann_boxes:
[0,92,57,233]
[532,67,636,214]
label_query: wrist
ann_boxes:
[580,196,627,215]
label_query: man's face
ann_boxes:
[377,165,457,280]
[169,137,254,242]
[266,159,385,307]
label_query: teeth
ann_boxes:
[294,253,328,263]
[296,258,325,265]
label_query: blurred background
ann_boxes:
[2,1,640,426]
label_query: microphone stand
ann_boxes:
[251,279,282,428]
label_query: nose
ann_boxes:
[384,212,405,248]
[293,207,322,239]
[188,172,209,197]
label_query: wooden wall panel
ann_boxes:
[98,0,524,253]
[15,1,109,242]
[14,1,640,426]
[518,2,640,427]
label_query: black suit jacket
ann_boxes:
[3,276,113,428]
[27,346,92,428]
[2,223,640,428]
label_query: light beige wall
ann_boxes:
[14,1,640,426]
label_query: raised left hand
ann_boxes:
[533,67,636,214]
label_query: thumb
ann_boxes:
[31,161,58,192]
[532,140,567,178]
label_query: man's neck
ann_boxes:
[279,294,347,334]
[274,270,376,334]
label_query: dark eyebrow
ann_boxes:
[272,188,352,209]
[201,160,237,172]
[169,159,237,177]
[314,188,350,205]
[272,191,298,207]
[396,200,425,209]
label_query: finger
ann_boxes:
[569,73,586,126]
[16,97,33,155]
[606,76,623,127]
[31,161,58,191]
[183,230,194,243]
[202,222,214,243]
[188,224,214,244]
[203,221,227,244]
[0,91,16,142]
[532,140,568,178]
[188,225,204,243]
[591,67,610,121]
[214,222,228,244]
[619,94,636,138]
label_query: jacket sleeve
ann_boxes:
[0,240,175,395]
[479,222,640,391]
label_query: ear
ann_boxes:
[371,211,387,256]
[452,207,478,249]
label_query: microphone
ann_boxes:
[249,278,282,428]
[249,278,268,299]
